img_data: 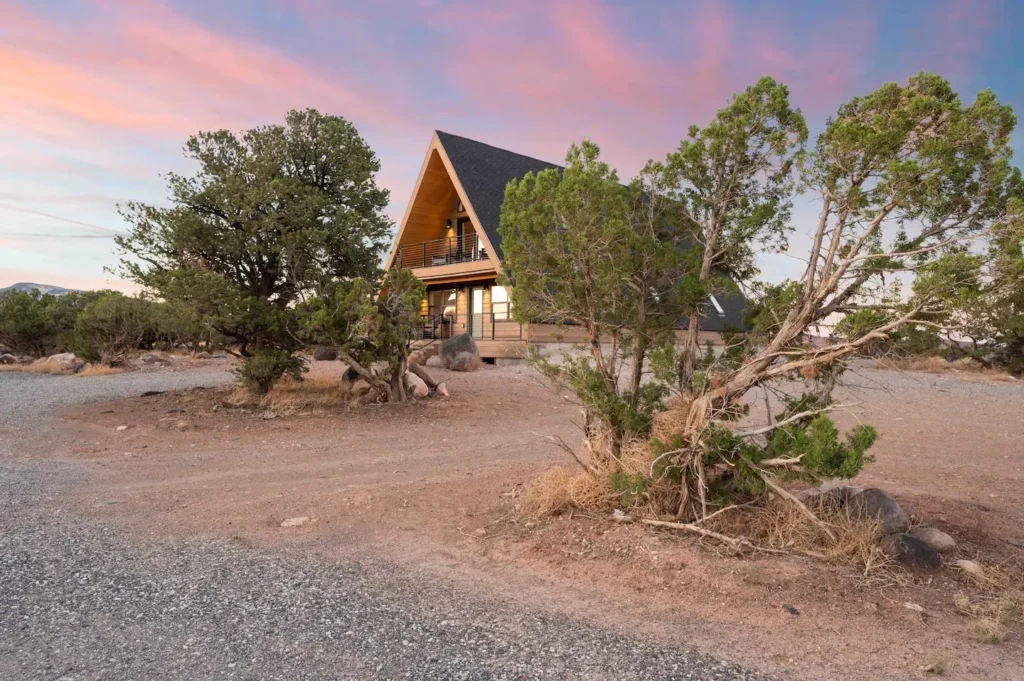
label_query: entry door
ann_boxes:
[470,287,484,338]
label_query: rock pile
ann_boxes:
[807,484,955,571]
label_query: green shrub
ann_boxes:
[234,349,306,395]
[0,290,57,356]
[74,294,158,366]
[609,471,648,508]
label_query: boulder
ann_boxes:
[408,350,427,367]
[195,351,213,360]
[404,371,429,398]
[313,346,338,361]
[141,352,169,365]
[441,332,480,369]
[908,526,956,553]
[882,533,942,571]
[33,352,82,373]
[847,487,910,534]
[448,351,482,372]
[0,353,17,365]
[801,483,862,510]
[351,379,373,398]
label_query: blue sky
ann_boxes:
[1,0,1022,290]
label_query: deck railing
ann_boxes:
[418,307,521,342]
[395,234,487,269]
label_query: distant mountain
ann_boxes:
[0,282,79,296]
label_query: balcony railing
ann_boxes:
[395,234,487,269]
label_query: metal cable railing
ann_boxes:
[395,234,486,269]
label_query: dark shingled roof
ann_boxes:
[436,130,560,262]
[434,130,748,332]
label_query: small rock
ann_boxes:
[903,601,926,614]
[196,352,213,360]
[404,371,429,398]
[882,533,941,571]
[141,352,168,364]
[351,379,372,398]
[908,526,956,553]
[0,353,16,365]
[953,559,985,579]
[262,410,278,420]
[472,528,487,538]
[847,488,910,534]
[115,425,129,432]
[280,516,310,528]
[783,604,800,616]
[435,382,450,398]
[141,390,165,397]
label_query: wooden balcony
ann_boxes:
[394,234,489,269]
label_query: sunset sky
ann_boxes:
[2,0,1022,291]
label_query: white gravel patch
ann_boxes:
[0,369,233,432]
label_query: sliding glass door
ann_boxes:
[470,287,484,338]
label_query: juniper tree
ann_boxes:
[297,267,426,402]
[506,73,1022,524]
[499,142,701,450]
[662,73,1022,519]
[115,109,392,356]
[665,77,808,390]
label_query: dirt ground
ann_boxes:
[36,359,1024,681]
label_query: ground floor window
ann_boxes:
[491,285,511,320]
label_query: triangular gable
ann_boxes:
[385,131,561,272]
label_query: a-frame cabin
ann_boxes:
[385,131,748,361]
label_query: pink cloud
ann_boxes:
[750,11,875,113]
[0,0,421,145]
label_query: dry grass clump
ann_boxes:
[23,362,69,375]
[741,498,892,573]
[521,428,662,519]
[2,362,126,376]
[77,364,125,377]
[954,592,1020,643]
[519,466,617,517]
[229,374,352,415]
[952,561,1022,644]
[875,355,1015,381]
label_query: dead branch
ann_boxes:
[733,404,847,438]
[741,454,836,542]
[535,431,597,476]
[639,518,788,554]
[407,361,438,389]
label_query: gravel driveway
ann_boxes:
[0,372,767,681]
[0,369,233,432]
